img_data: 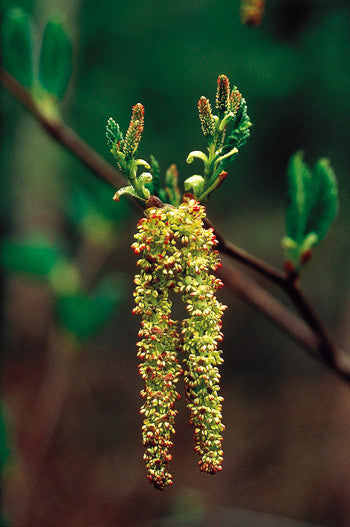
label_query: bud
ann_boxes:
[198,96,215,137]
[240,0,265,26]
[216,74,230,115]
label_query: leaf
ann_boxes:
[307,158,338,243]
[148,155,161,196]
[106,117,123,149]
[285,151,313,244]
[223,98,252,153]
[0,234,65,277]
[56,275,124,342]
[2,7,33,88]
[39,17,72,98]
[286,152,338,245]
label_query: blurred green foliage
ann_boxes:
[2,7,33,87]
[38,17,72,99]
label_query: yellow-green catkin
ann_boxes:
[132,199,226,486]
[132,208,183,490]
[170,199,226,475]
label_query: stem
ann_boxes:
[2,68,349,384]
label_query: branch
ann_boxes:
[1,68,124,189]
[2,68,350,383]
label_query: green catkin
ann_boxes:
[132,199,226,486]
[174,199,226,474]
[132,208,183,490]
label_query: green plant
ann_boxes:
[0,3,344,504]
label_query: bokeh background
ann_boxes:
[1,0,350,525]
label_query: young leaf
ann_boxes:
[39,17,72,99]
[2,8,33,88]
[283,152,338,272]
[222,98,252,154]
[307,158,338,244]
[0,234,65,277]
[106,117,123,149]
[184,175,205,198]
[285,151,313,244]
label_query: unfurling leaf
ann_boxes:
[184,175,205,198]
[39,17,72,98]
[283,151,338,271]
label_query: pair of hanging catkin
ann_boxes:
[132,197,226,490]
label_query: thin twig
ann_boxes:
[206,216,341,371]
[2,68,349,384]
[219,261,350,382]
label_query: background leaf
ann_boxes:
[38,17,72,99]
[0,234,65,277]
[2,7,33,88]
[56,275,124,342]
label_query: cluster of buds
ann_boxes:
[240,0,265,26]
[132,198,226,488]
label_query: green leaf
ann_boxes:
[286,152,338,245]
[106,117,123,149]
[223,98,252,153]
[283,152,338,271]
[307,158,338,243]
[285,151,313,244]
[56,275,124,342]
[2,7,33,88]
[0,234,65,277]
[39,17,72,99]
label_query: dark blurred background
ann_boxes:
[1,1,350,525]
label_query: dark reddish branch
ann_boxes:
[2,68,350,383]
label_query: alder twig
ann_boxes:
[2,68,350,383]
[206,217,341,374]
